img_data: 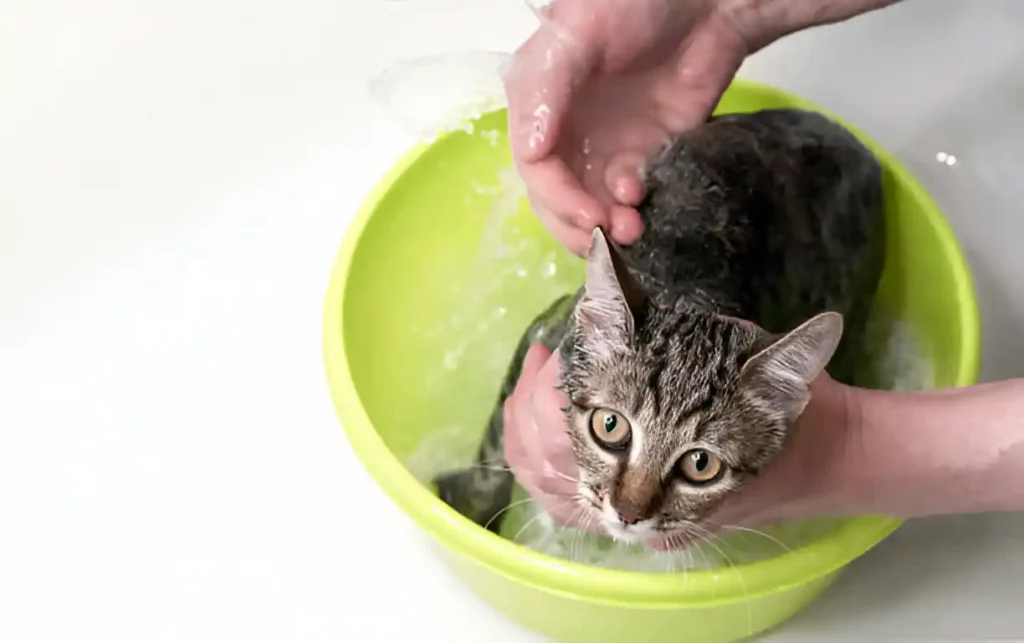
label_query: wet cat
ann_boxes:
[435,108,884,544]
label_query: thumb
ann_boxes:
[519,342,555,382]
[504,24,591,162]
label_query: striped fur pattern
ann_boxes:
[435,108,885,541]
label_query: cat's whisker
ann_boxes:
[511,498,577,544]
[658,542,679,575]
[548,507,581,556]
[568,516,586,563]
[689,534,718,579]
[482,497,537,532]
[664,534,694,583]
[460,463,517,474]
[549,469,580,484]
[680,538,696,585]
[552,505,586,555]
[687,523,754,638]
[569,512,595,564]
[476,456,513,468]
[458,462,582,486]
[709,521,794,556]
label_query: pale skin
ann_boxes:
[502,0,1024,546]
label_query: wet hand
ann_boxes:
[504,342,857,549]
[503,0,751,255]
[503,343,586,527]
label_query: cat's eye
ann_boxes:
[677,449,723,485]
[588,408,631,451]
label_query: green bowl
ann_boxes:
[323,79,980,642]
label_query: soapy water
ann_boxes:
[370,47,936,573]
[410,164,581,399]
[407,310,935,572]
[388,135,934,573]
[369,51,512,141]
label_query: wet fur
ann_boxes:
[435,108,884,539]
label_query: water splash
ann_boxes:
[368,50,512,141]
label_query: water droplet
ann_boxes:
[480,129,501,146]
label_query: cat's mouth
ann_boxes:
[597,496,660,545]
[577,485,668,545]
[576,492,701,549]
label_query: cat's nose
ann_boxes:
[617,511,641,525]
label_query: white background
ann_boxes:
[2,1,1023,641]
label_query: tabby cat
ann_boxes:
[435,108,884,544]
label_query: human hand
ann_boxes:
[503,342,858,548]
[503,343,585,527]
[503,0,753,255]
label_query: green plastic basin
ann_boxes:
[323,79,980,642]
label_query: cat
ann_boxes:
[434,108,885,545]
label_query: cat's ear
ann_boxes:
[575,228,646,358]
[740,312,844,418]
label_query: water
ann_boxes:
[499,314,934,572]
[370,47,938,574]
[390,139,935,573]
[407,310,935,573]
[368,51,511,141]
[504,490,845,572]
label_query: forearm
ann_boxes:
[824,380,1024,518]
[727,0,903,51]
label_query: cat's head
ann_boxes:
[559,228,844,544]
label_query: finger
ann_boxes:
[546,497,587,528]
[609,204,644,246]
[520,158,608,256]
[503,389,542,494]
[504,23,591,163]
[526,189,590,255]
[526,346,568,415]
[503,344,555,484]
[603,153,647,206]
[659,23,746,133]
[520,342,554,380]
[522,346,569,463]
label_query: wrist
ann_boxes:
[727,377,859,527]
[809,380,1024,519]
[779,379,865,520]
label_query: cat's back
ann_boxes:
[622,108,885,334]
